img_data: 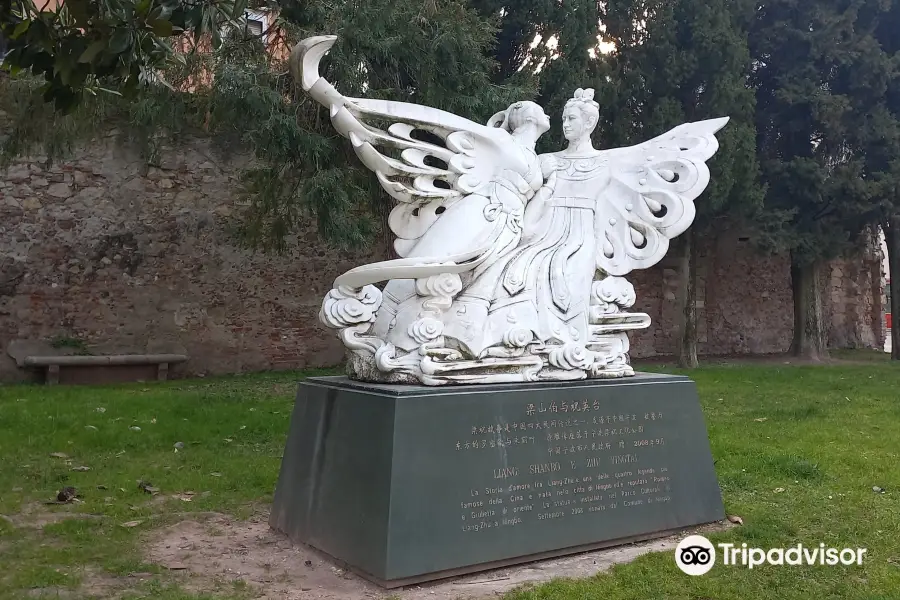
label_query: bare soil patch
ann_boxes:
[144,510,732,600]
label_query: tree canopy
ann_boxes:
[748,0,896,358]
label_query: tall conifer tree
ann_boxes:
[750,0,889,360]
[601,0,767,366]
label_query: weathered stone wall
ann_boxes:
[628,234,799,357]
[0,135,884,381]
[0,134,383,382]
[822,232,886,350]
[626,229,885,358]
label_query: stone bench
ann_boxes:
[4,338,188,385]
[23,354,189,385]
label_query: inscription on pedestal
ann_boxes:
[270,374,724,587]
[455,407,674,533]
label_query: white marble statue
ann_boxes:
[294,35,729,385]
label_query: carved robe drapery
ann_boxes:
[370,144,547,353]
[443,152,612,356]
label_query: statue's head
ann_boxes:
[562,88,600,143]
[488,101,551,135]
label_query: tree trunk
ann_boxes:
[885,218,900,360]
[676,229,699,368]
[789,254,828,361]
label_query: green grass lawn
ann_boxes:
[1,358,900,599]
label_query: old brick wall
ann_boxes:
[821,229,886,350]
[0,134,386,382]
[619,230,883,359]
[626,234,796,358]
[0,136,885,381]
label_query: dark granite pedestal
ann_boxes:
[269,374,724,588]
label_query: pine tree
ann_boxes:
[750,0,890,361]
[600,0,768,366]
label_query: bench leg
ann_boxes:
[47,364,60,385]
[157,362,169,381]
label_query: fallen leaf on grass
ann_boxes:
[120,520,143,528]
[753,418,768,422]
[727,515,744,525]
[49,452,69,459]
[71,466,91,472]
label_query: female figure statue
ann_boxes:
[296,33,730,384]
[441,89,730,381]
[295,35,562,381]
[367,99,558,355]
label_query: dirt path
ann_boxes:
[144,511,732,600]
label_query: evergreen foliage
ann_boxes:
[0,0,249,112]
[601,0,768,235]
[599,0,769,366]
[749,0,894,358]
[750,0,891,263]
[1,0,535,252]
[858,1,900,358]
